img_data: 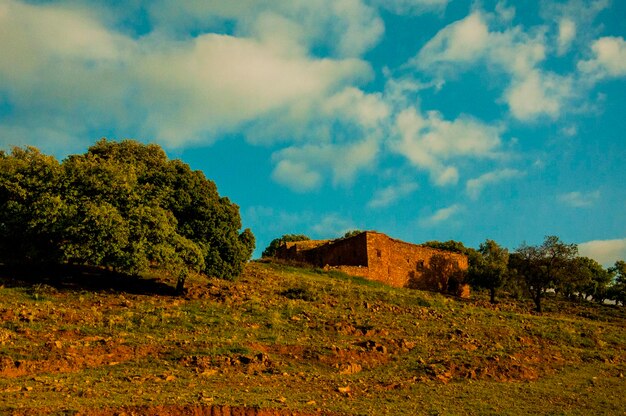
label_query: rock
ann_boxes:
[339,363,362,375]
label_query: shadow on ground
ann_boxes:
[0,264,177,296]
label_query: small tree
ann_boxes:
[567,257,612,302]
[262,234,310,258]
[470,239,509,304]
[608,260,626,306]
[343,230,363,238]
[514,236,578,313]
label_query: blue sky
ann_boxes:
[1,0,625,265]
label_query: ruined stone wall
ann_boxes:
[365,232,468,289]
[300,233,369,268]
[273,231,469,296]
[275,240,331,263]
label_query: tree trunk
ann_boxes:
[534,292,542,313]
[489,287,496,304]
[176,271,187,296]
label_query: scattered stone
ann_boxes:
[339,363,362,375]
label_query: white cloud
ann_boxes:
[135,34,371,145]
[558,191,601,207]
[311,214,355,238]
[371,0,450,15]
[0,0,374,151]
[419,204,463,227]
[578,238,626,267]
[414,12,489,66]
[505,71,573,120]
[578,36,626,80]
[413,11,575,121]
[271,160,323,192]
[392,106,503,186]
[368,181,419,209]
[466,168,524,199]
[148,0,384,58]
[557,18,576,55]
[271,139,379,192]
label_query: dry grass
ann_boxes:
[0,261,625,415]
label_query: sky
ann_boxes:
[1,0,625,265]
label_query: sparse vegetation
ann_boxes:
[1,261,624,415]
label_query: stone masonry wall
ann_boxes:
[275,231,469,296]
[365,232,468,289]
[300,232,369,268]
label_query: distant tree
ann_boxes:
[422,240,468,254]
[514,236,578,313]
[343,230,363,238]
[469,239,509,304]
[0,140,254,293]
[608,260,626,306]
[262,234,310,258]
[565,257,612,303]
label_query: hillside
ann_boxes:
[1,261,625,415]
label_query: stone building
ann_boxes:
[275,231,470,297]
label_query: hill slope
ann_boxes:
[1,261,625,415]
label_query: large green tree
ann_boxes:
[0,140,254,292]
[513,236,578,313]
[0,147,65,265]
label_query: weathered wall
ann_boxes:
[364,232,468,289]
[274,231,469,296]
[300,233,368,268]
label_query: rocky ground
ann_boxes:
[1,261,625,415]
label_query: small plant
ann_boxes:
[280,287,318,302]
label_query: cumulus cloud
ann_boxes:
[557,18,576,55]
[371,0,450,15]
[505,71,573,120]
[147,0,384,58]
[578,36,626,80]
[419,204,463,227]
[413,11,575,120]
[368,181,419,209]
[0,0,373,150]
[311,213,357,238]
[466,168,524,199]
[271,139,379,192]
[578,238,626,267]
[392,106,503,186]
[558,191,601,207]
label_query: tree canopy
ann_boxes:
[0,140,254,291]
[513,236,578,312]
[469,239,510,304]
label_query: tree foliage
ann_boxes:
[513,236,578,313]
[262,234,310,258]
[343,230,363,238]
[469,239,509,304]
[608,260,626,305]
[0,140,254,291]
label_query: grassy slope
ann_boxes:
[0,261,625,415]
